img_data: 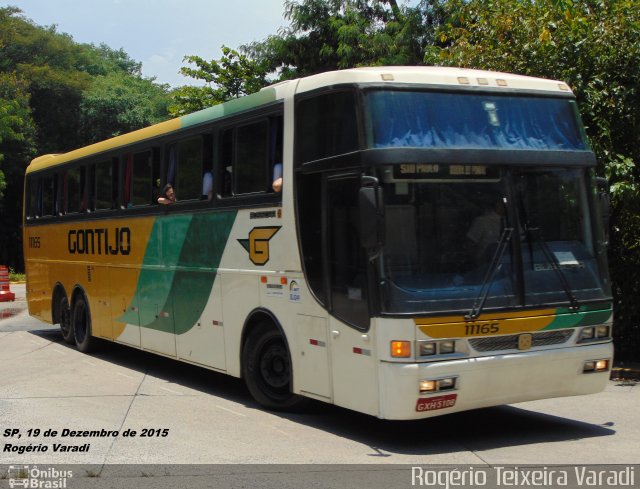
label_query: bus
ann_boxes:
[23,66,613,420]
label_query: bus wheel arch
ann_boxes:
[70,286,97,353]
[52,284,74,345]
[240,309,308,411]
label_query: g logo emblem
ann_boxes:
[238,227,281,266]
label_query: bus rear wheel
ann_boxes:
[72,295,97,353]
[242,326,307,411]
[58,295,74,345]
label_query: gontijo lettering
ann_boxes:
[68,227,131,255]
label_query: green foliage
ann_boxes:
[0,71,36,270]
[168,46,269,117]
[0,7,171,270]
[80,72,170,143]
[245,0,447,78]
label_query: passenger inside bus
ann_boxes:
[466,197,505,261]
[272,163,283,192]
[157,184,176,205]
[202,171,213,200]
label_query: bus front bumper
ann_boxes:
[378,342,613,420]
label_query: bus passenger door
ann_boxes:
[325,175,379,416]
[110,267,141,347]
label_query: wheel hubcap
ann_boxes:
[260,342,289,389]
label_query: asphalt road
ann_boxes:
[1,284,638,488]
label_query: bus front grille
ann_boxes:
[469,330,573,352]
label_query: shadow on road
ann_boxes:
[30,328,615,457]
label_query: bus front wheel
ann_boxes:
[242,326,307,411]
[72,295,96,353]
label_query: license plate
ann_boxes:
[416,393,457,412]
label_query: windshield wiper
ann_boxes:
[465,227,514,320]
[527,227,580,311]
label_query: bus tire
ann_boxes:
[72,294,97,353]
[58,295,74,345]
[242,326,308,411]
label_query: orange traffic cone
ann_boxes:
[0,266,15,302]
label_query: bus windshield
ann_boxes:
[379,166,610,314]
[366,90,589,151]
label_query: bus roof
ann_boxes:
[27,66,573,174]
[294,66,573,95]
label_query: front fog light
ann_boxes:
[419,380,437,393]
[583,359,610,373]
[437,378,456,390]
[419,377,457,394]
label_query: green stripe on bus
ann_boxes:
[543,304,613,330]
[119,211,237,334]
[180,88,277,129]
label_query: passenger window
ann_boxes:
[63,168,81,214]
[123,150,156,207]
[30,175,56,218]
[26,177,37,218]
[220,129,234,197]
[94,159,116,210]
[236,121,268,194]
[296,91,359,164]
[168,137,203,201]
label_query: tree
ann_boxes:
[245,0,447,79]
[0,7,171,271]
[80,71,170,143]
[168,46,269,117]
[0,72,36,267]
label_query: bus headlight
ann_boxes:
[579,325,611,343]
[579,327,595,342]
[418,342,437,356]
[417,340,457,357]
[583,359,610,373]
[439,341,456,354]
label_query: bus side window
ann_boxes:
[123,150,157,207]
[236,121,268,194]
[26,177,37,219]
[41,174,57,217]
[94,158,118,210]
[173,137,203,201]
[80,166,89,212]
[202,134,213,200]
[270,115,283,193]
[62,167,81,214]
[220,128,233,197]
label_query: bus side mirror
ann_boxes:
[359,176,385,253]
[596,177,610,245]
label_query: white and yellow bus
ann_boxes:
[23,66,613,420]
